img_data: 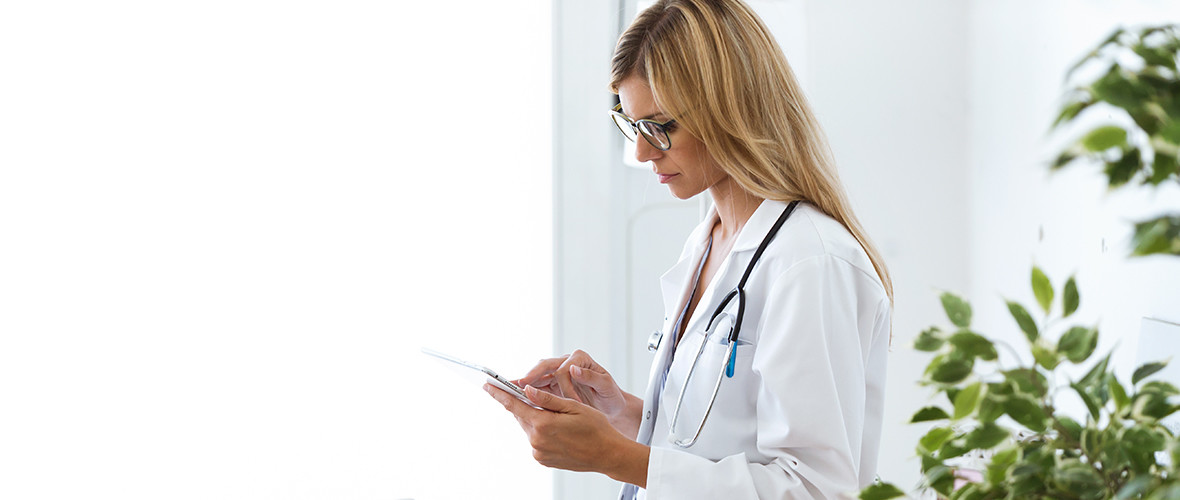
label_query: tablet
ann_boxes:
[421,347,541,409]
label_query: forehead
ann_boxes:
[616,77,666,119]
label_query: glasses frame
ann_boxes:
[609,103,677,151]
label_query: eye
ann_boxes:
[663,122,678,133]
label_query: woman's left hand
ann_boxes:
[484,383,649,486]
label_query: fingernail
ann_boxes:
[571,365,583,377]
[483,384,493,394]
[525,385,537,396]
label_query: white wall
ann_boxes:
[0,1,554,499]
[968,0,1180,424]
[805,0,971,486]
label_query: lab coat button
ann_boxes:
[646,411,651,420]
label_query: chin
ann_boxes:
[668,185,705,200]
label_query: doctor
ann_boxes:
[485,0,893,498]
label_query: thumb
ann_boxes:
[525,385,580,413]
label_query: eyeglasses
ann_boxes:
[609,103,677,151]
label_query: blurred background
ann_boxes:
[1,1,1178,499]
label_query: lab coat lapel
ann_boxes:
[675,199,788,336]
[658,211,716,320]
[635,207,717,448]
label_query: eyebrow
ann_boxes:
[617,103,670,122]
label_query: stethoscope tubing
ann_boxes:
[666,200,801,448]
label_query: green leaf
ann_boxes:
[963,421,1008,450]
[921,454,954,496]
[1130,215,1180,257]
[1006,301,1039,343]
[1132,43,1177,70]
[1141,380,1179,395]
[1031,267,1054,315]
[1108,375,1130,414]
[1105,148,1141,187]
[1132,381,1180,420]
[1073,383,1102,421]
[1062,276,1079,317]
[1081,125,1128,151]
[1079,352,1112,388]
[1121,426,1167,473]
[1149,152,1178,185]
[1054,416,1083,442]
[1057,326,1098,363]
[930,357,974,384]
[1114,476,1155,500]
[859,482,907,500]
[1032,343,1061,370]
[953,382,984,419]
[914,327,945,352]
[1161,123,1180,146]
[1050,460,1105,494]
[938,438,969,460]
[949,331,998,361]
[1004,369,1049,398]
[1004,395,1048,432]
[985,447,1019,484]
[1132,359,1168,385]
[940,292,972,328]
[1053,98,1092,128]
[1051,146,1083,171]
[910,406,951,423]
[919,426,956,454]
[949,483,983,500]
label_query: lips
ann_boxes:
[657,173,678,184]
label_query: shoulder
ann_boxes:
[762,202,885,293]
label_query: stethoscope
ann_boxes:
[647,200,800,448]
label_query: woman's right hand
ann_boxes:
[515,350,643,439]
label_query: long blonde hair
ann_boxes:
[610,0,893,305]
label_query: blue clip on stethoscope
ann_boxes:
[648,200,799,448]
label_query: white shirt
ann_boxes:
[622,199,890,500]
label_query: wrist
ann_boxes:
[605,437,650,488]
[607,392,644,439]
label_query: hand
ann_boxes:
[515,350,642,437]
[484,383,649,487]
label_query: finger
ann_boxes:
[485,383,538,417]
[524,385,581,414]
[554,361,583,404]
[569,364,618,396]
[517,355,571,387]
[555,352,601,403]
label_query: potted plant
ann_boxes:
[861,25,1180,500]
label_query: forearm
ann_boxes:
[608,390,645,440]
[604,437,650,488]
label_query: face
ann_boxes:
[616,76,730,200]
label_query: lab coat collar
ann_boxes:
[730,198,794,254]
[657,216,714,333]
[656,199,795,330]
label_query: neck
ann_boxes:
[708,176,764,240]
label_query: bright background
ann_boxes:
[3,1,1180,500]
[0,1,552,499]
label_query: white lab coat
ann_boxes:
[621,199,891,500]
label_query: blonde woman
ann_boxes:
[485,0,893,497]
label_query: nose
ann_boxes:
[634,135,664,163]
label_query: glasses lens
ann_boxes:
[637,121,671,150]
[611,113,639,142]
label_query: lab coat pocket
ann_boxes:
[664,313,757,453]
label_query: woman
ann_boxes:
[484,0,893,498]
